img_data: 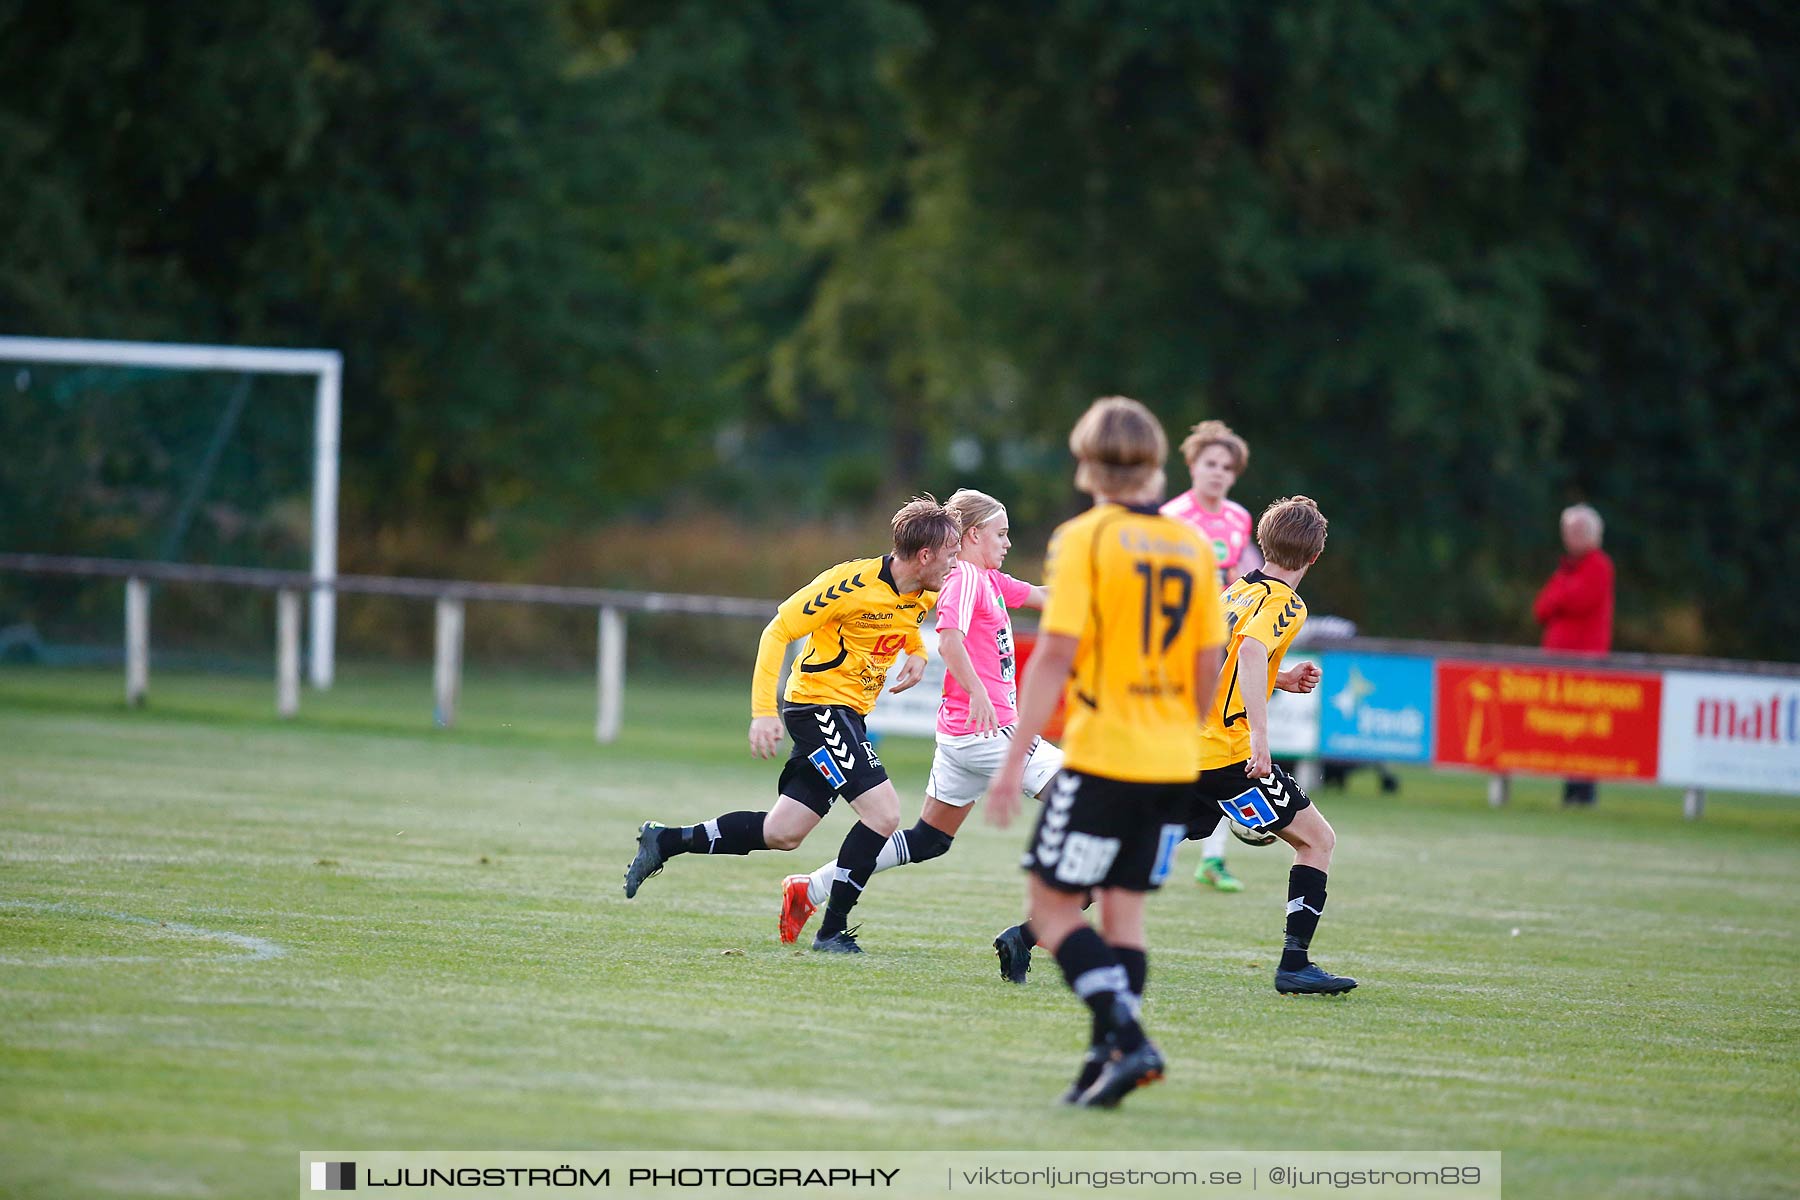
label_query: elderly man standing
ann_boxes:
[1533,504,1615,806]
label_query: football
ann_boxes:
[1228,819,1278,847]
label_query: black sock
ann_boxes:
[1281,864,1329,972]
[1111,945,1148,1051]
[817,821,886,939]
[1113,945,1148,1006]
[902,819,954,864]
[1053,926,1144,1053]
[1020,919,1037,947]
[659,812,767,858]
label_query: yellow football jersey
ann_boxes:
[1197,571,1308,768]
[751,556,935,717]
[1039,502,1226,782]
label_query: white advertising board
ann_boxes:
[1657,671,1800,795]
[863,627,947,738]
[1267,654,1322,758]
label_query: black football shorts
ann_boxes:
[1022,769,1192,893]
[1187,761,1314,841]
[776,703,889,816]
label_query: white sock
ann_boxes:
[1201,824,1230,860]
[807,862,833,906]
[807,831,911,905]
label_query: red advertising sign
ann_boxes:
[1433,661,1662,780]
[1013,632,1067,741]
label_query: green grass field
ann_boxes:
[2,664,1797,1199]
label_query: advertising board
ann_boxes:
[1267,655,1321,757]
[1433,661,1662,780]
[1317,653,1433,763]
[1657,671,1800,795]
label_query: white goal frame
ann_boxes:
[0,335,344,688]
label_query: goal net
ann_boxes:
[0,337,341,683]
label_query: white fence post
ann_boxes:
[433,597,464,728]
[596,606,625,744]
[124,576,149,708]
[1487,774,1510,807]
[1683,787,1705,821]
[276,589,302,718]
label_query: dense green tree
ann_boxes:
[0,0,922,545]
[1,0,1793,654]
[762,0,1798,653]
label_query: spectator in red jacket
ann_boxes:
[1533,504,1614,805]
[1535,504,1614,653]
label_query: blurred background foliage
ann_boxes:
[1,0,1795,659]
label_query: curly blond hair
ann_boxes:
[1178,419,1249,474]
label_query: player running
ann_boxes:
[1161,419,1259,892]
[989,397,1226,1108]
[621,496,961,954]
[779,488,1064,950]
[1188,496,1355,995]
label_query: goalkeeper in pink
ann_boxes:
[1162,419,1259,891]
[780,489,1064,953]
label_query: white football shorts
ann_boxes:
[925,725,1065,807]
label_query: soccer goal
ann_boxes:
[0,335,343,688]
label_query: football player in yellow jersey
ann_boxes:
[780,489,1066,951]
[1187,496,1355,996]
[988,397,1227,1108]
[621,496,962,954]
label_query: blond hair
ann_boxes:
[1179,419,1249,473]
[945,488,1006,536]
[1257,496,1328,569]
[890,493,961,558]
[1069,396,1168,499]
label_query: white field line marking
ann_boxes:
[0,900,286,965]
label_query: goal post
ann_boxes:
[0,335,343,688]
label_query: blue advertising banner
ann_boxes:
[1319,654,1434,762]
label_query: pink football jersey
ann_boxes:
[1161,492,1253,587]
[933,561,1033,734]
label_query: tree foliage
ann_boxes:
[0,0,1793,654]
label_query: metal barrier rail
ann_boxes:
[5,553,1797,791]
[0,552,777,618]
[0,552,779,742]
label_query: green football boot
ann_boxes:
[1197,856,1244,892]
